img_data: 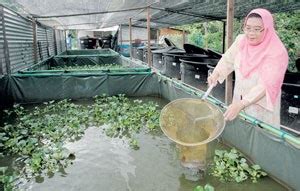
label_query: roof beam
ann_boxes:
[135,18,177,26]
[32,6,148,18]
[150,6,224,21]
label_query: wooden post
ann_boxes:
[182,30,186,47]
[156,29,160,44]
[64,30,67,51]
[119,24,122,47]
[53,28,57,55]
[204,22,208,49]
[147,6,151,67]
[222,21,226,53]
[129,18,132,58]
[32,19,38,63]
[225,0,234,105]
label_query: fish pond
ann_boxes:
[0,96,288,191]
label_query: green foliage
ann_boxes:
[176,21,223,52]
[274,11,300,71]
[211,149,267,183]
[51,64,125,70]
[1,100,89,179]
[0,95,161,188]
[194,183,214,191]
[93,94,160,140]
[0,167,17,191]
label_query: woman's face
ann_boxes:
[244,17,264,45]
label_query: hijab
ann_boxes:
[239,8,288,107]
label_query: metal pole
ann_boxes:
[129,18,132,58]
[34,6,148,18]
[147,6,151,66]
[225,0,234,105]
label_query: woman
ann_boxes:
[207,8,288,128]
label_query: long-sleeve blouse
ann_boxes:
[213,34,281,128]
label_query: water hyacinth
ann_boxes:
[211,149,267,183]
[0,94,161,189]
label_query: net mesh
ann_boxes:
[160,98,225,169]
[160,98,225,146]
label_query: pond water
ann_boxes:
[1,97,288,191]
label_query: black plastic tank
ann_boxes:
[180,56,211,90]
[281,71,300,134]
[152,38,184,73]
[142,46,161,64]
[162,44,211,80]
[152,47,184,72]
[101,35,113,48]
[296,57,300,72]
[137,47,144,61]
[80,37,97,49]
[131,42,143,59]
[179,45,224,101]
[161,51,186,79]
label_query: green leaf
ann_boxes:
[251,165,261,170]
[194,185,204,191]
[204,184,214,191]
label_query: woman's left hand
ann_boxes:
[224,101,245,121]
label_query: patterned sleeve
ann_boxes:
[213,34,243,83]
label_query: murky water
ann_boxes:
[17,126,287,191]
[2,97,288,191]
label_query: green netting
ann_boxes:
[18,49,149,74]
[57,49,116,56]
[0,72,299,190]
[53,49,122,67]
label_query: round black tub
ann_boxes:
[136,46,146,61]
[180,58,210,90]
[162,52,209,80]
[152,47,184,74]
[136,46,160,63]
[281,71,300,134]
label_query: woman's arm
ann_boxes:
[224,84,266,121]
[242,84,265,107]
[210,35,244,85]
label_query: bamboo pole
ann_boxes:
[225,0,234,105]
[182,30,186,47]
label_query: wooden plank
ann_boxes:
[225,0,234,105]
[222,21,226,53]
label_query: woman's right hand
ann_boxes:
[207,72,219,87]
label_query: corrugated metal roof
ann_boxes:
[9,0,300,29]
